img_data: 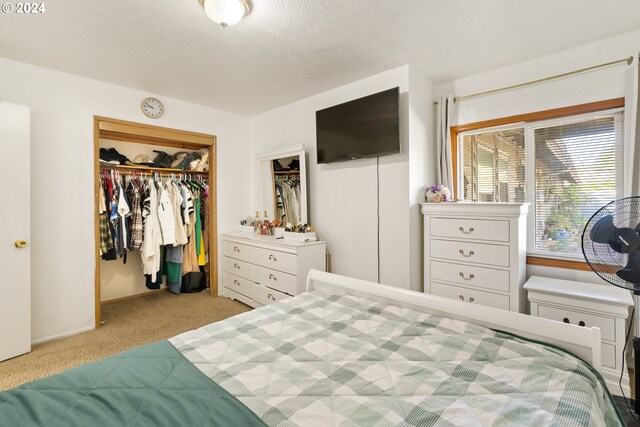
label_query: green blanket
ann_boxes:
[0,340,266,427]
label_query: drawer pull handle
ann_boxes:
[459,294,465,301]
[268,273,278,281]
[233,263,240,269]
[268,254,277,261]
[459,226,475,234]
[563,317,570,324]
[459,272,474,280]
[233,246,240,252]
[458,249,475,257]
[578,321,586,327]
[267,293,275,301]
[233,279,240,286]
[469,297,475,303]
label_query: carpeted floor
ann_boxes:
[0,290,250,391]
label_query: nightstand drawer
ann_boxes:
[222,272,258,300]
[537,305,615,342]
[430,218,510,242]
[223,257,254,281]
[430,260,510,292]
[222,240,254,263]
[602,342,616,369]
[254,285,291,306]
[254,247,297,275]
[254,265,297,295]
[430,281,510,311]
[430,239,510,267]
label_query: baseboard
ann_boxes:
[602,369,631,397]
[31,325,95,346]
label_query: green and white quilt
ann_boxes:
[171,291,623,427]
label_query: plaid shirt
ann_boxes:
[126,183,143,250]
[99,212,114,255]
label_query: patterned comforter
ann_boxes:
[170,291,623,427]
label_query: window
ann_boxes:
[457,105,624,262]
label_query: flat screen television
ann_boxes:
[315,87,400,164]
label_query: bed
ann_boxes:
[0,270,624,426]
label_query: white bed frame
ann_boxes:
[306,269,601,369]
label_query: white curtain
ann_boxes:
[624,54,640,197]
[436,94,456,193]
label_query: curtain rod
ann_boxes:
[434,55,635,105]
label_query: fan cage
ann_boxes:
[581,196,640,292]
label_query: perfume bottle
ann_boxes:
[253,211,261,234]
[262,210,270,235]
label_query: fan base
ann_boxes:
[634,337,640,416]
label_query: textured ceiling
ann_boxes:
[1,0,640,115]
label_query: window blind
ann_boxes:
[460,128,525,203]
[531,115,623,257]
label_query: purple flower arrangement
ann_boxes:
[425,185,452,203]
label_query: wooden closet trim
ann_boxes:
[93,116,218,328]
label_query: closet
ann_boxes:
[93,116,217,328]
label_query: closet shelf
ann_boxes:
[99,164,208,175]
[273,170,300,175]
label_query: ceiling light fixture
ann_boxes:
[200,0,251,28]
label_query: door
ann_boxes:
[0,102,30,361]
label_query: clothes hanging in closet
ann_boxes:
[99,171,209,294]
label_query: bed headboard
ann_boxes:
[306,269,601,368]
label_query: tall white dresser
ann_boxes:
[422,202,529,313]
[221,232,326,308]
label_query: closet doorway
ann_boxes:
[93,117,217,328]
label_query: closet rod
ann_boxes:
[434,55,634,105]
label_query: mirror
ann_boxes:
[257,145,308,226]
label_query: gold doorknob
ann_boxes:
[14,240,27,249]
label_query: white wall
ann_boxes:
[250,65,435,291]
[0,57,251,342]
[435,28,640,284]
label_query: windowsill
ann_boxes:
[526,255,590,271]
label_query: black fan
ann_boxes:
[582,197,640,415]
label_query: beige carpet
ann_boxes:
[0,290,251,390]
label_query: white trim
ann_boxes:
[306,269,601,368]
[31,325,95,346]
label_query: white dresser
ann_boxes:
[221,232,326,308]
[525,276,634,396]
[422,202,529,313]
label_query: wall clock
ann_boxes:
[141,97,164,119]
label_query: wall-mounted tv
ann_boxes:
[315,87,400,164]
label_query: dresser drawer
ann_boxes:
[430,239,510,267]
[224,287,261,308]
[430,218,510,242]
[254,284,291,306]
[222,240,254,263]
[254,265,297,295]
[430,260,510,292]
[431,281,510,311]
[537,305,615,342]
[223,257,254,281]
[254,247,297,274]
[222,271,258,300]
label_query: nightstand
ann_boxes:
[524,275,634,396]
